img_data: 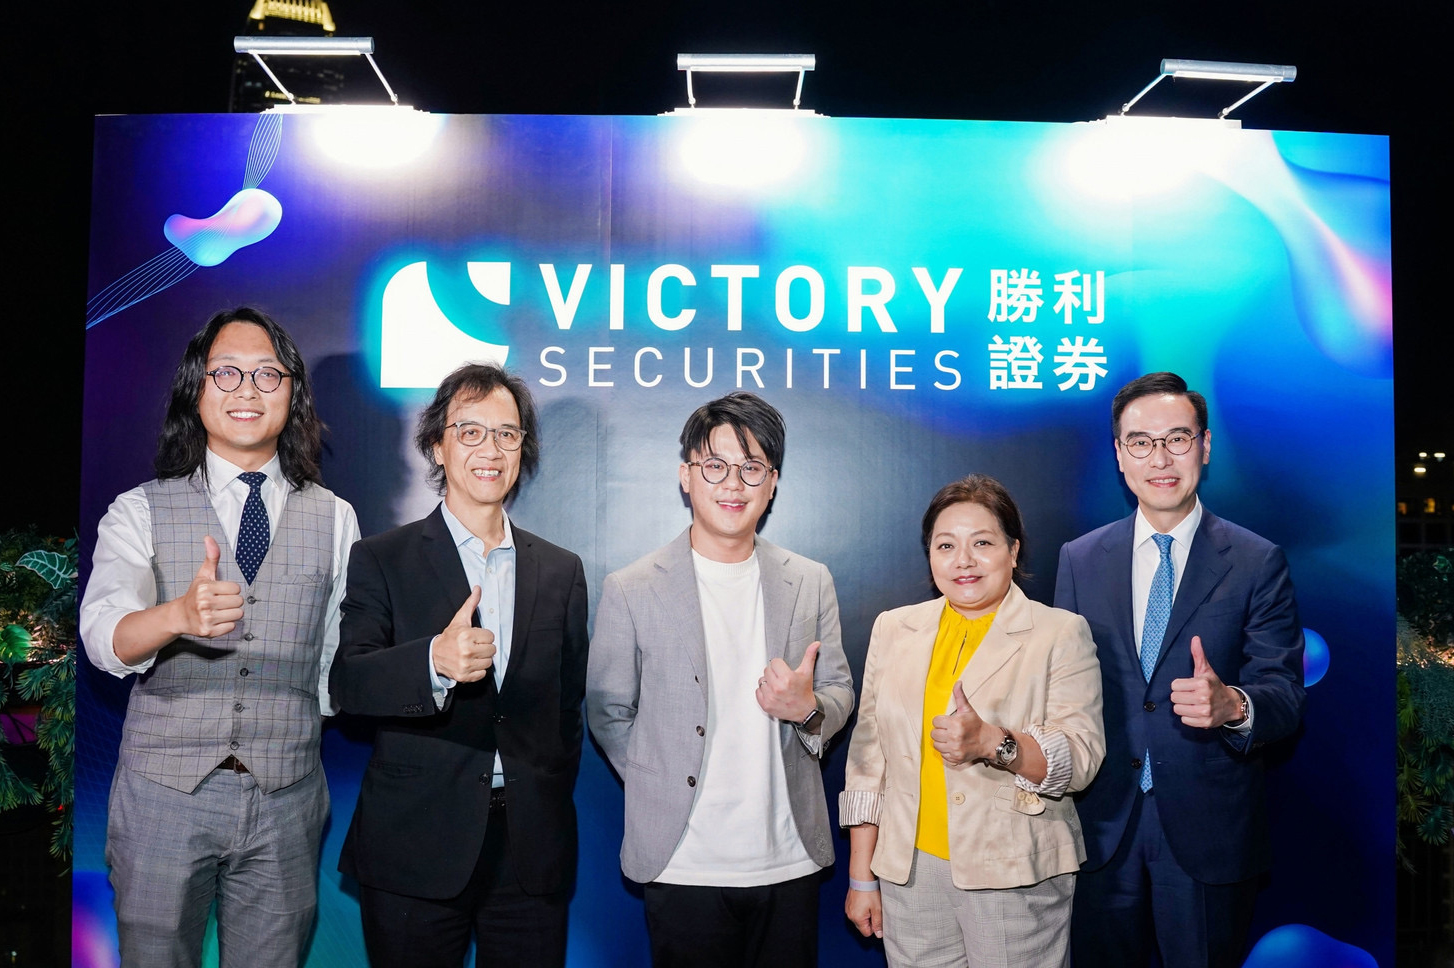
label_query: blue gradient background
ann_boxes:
[80,113,1392,966]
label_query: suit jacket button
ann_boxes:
[242,633,254,641]
[479,773,490,783]
[1143,701,1156,712]
[246,596,257,605]
[687,776,696,787]
[494,714,506,723]
[696,726,705,736]
[951,792,965,805]
[1131,758,1143,770]
[239,668,249,677]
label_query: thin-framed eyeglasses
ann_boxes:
[447,421,526,451]
[686,458,773,486]
[205,366,291,393]
[1120,430,1203,460]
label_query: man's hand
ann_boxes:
[756,641,819,722]
[845,885,884,939]
[431,586,496,683]
[1170,636,1244,728]
[931,682,1000,766]
[177,536,244,638]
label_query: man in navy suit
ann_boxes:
[1055,371,1304,968]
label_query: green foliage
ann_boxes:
[1398,550,1454,867]
[0,528,76,863]
[1400,550,1454,645]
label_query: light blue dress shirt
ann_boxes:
[429,502,517,787]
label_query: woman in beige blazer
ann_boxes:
[840,475,1104,968]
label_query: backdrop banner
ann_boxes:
[78,110,1392,967]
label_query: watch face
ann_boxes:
[997,736,1018,764]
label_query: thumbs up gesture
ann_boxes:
[1170,636,1244,729]
[431,586,496,683]
[931,681,999,766]
[179,536,244,637]
[756,641,820,722]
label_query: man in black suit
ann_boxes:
[1055,371,1305,968]
[330,363,589,968]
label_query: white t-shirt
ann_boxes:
[656,551,818,886]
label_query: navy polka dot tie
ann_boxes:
[235,472,270,585]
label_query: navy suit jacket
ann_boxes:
[1054,508,1304,885]
[330,506,589,899]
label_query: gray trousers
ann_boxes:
[880,849,1074,968]
[106,763,329,968]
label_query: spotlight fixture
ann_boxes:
[1120,58,1296,120]
[233,36,400,107]
[675,53,817,111]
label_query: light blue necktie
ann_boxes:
[1139,532,1175,792]
[235,472,270,585]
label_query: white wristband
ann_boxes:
[848,877,880,892]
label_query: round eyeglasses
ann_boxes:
[205,366,291,393]
[686,458,773,486]
[447,421,526,451]
[1120,431,1203,460]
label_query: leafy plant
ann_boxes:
[0,528,77,861]
[1396,550,1454,867]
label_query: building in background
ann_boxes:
[229,0,342,111]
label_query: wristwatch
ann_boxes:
[799,701,824,730]
[992,727,1019,767]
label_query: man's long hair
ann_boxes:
[154,307,325,488]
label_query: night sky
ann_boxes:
[11,0,1448,535]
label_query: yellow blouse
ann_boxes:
[915,604,996,859]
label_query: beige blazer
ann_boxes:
[841,583,1104,890]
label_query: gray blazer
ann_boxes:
[587,528,855,884]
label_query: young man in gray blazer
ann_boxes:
[587,392,854,968]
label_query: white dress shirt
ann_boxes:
[80,449,360,715]
[1131,499,1253,732]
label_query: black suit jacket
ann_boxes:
[1055,509,1304,885]
[331,505,589,899]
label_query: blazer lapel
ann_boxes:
[421,505,473,620]
[503,527,540,698]
[650,529,710,695]
[757,539,801,665]
[1154,511,1232,677]
[1100,516,1139,671]
[890,599,940,763]
[959,583,1030,707]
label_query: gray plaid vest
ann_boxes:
[119,474,335,794]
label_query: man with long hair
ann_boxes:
[80,307,359,968]
[329,363,589,968]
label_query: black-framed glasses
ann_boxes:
[686,458,773,486]
[1120,430,1203,460]
[447,421,526,451]
[205,366,291,393]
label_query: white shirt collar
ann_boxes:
[204,449,283,500]
[439,501,515,552]
[1133,497,1203,549]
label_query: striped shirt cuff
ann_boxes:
[1014,724,1073,798]
[838,789,884,827]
